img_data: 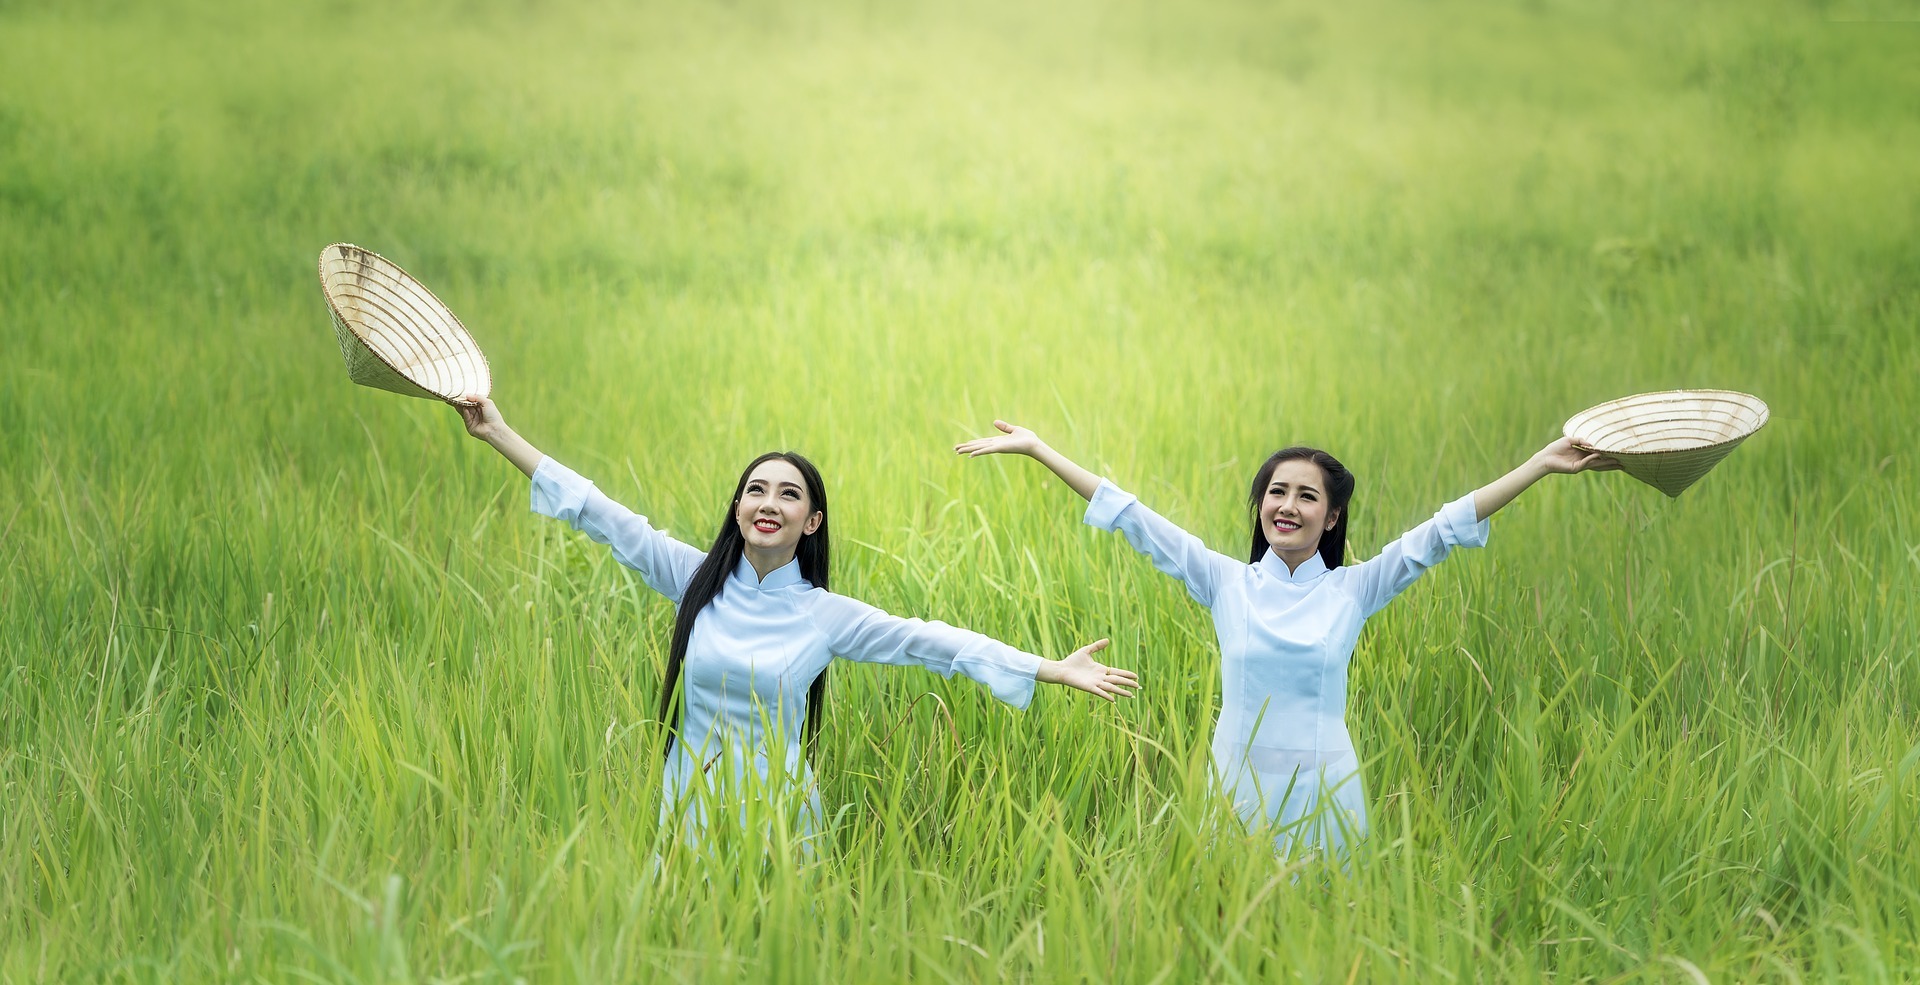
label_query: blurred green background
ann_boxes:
[2,0,1916,980]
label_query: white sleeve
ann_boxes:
[1083,479,1242,609]
[807,592,1042,710]
[528,457,706,603]
[1340,493,1490,618]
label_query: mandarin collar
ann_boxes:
[1258,549,1328,583]
[731,554,807,591]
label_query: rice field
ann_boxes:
[2,0,1917,980]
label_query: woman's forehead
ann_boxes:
[747,459,807,489]
[1270,459,1325,489]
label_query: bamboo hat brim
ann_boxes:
[318,244,491,402]
[1564,389,1769,497]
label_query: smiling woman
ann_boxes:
[956,420,1618,858]
[451,396,1139,851]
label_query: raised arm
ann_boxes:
[958,420,1241,608]
[455,394,544,477]
[809,594,1139,705]
[955,420,1101,500]
[1344,436,1618,616]
[454,394,704,601]
[1471,436,1619,521]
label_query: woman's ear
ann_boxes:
[803,511,824,535]
[1327,508,1340,530]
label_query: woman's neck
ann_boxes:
[1272,545,1318,572]
[742,545,797,581]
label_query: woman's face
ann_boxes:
[734,459,823,557]
[1259,458,1339,560]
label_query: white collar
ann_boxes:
[1258,549,1329,583]
[731,554,807,591]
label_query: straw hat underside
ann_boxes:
[1594,437,1753,498]
[1564,390,1768,497]
[320,245,490,402]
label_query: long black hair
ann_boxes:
[658,451,832,761]
[1247,446,1356,568]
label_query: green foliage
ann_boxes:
[1,0,1915,979]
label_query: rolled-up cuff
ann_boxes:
[529,456,595,520]
[1083,478,1137,531]
[1439,493,1491,548]
[952,642,1042,710]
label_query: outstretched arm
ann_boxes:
[454,393,704,601]
[955,421,1101,501]
[957,418,1240,609]
[1344,435,1619,617]
[454,394,543,477]
[1471,437,1620,521]
[812,595,1139,707]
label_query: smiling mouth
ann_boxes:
[1273,518,1301,533]
[753,519,781,533]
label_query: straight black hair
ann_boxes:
[658,452,832,761]
[1248,446,1356,568]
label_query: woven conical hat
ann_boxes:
[1564,389,1769,497]
[318,244,491,402]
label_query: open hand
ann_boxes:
[1042,639,1140,702]
[954,420,1045,459]
[1536,436,1621,474]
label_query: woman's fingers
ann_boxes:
[955,420,1037,457]
[1076,670,1137,700]
[1575,450,1623,473]
[1075,640,1137,699]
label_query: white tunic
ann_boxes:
[1084,479,1488,855]
[529,458,1043,846]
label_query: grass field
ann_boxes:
[3,0,1918,980]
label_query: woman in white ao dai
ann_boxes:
[454,397,1140,850]
[1081,475,1481,854]
[958,420,1618,856]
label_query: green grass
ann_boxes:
[2,0,1917,979]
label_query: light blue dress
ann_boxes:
[1084,480,1488,856]
[530,458,1043,848]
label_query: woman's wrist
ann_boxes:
[477,422,517,448]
